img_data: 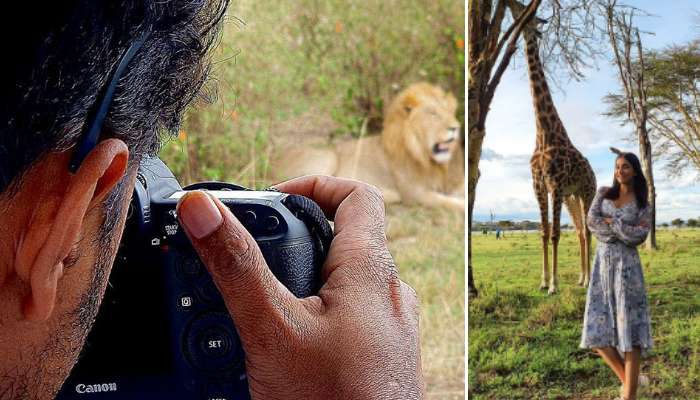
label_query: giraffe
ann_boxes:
[508,0,597,294]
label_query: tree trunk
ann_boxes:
[606,7,657,250]
[467,129,483,298]
[467,0,485,298]
[467,94,484,298]
[638,125,657,250]
[466,0,540,297]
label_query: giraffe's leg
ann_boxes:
[534,180,550,290]
[578,228,586,286]
[565,196,585,286]
[582,196,593,288]
[549,189,563,295]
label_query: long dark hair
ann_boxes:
[604,152,648,209]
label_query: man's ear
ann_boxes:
[19,138,129,322]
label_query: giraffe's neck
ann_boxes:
[523,31,566,149]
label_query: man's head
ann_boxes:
[0,1,227,397]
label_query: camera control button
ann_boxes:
[178,294,195,311]
[264,215,280,231]
[242,210,257,226]
[184,313,242,372]
[200,328,231,358]
[198,279,224,305]
[177,256,203,280]
[204,381,242,400]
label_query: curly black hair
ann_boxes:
[1,0,229,194]
[0,3,231,396]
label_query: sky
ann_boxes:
[473,0,700,224]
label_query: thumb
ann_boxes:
[176,191,299,339]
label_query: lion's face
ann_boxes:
[407,94,461,165]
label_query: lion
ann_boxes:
[274,82,464,212]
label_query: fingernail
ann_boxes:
[178,191,223,239]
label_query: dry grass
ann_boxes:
[387,205,465,399]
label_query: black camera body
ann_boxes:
[57,158,331,400]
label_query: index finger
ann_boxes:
[274,175,385,238]
[275,175,392,282]
[273,175,360,220]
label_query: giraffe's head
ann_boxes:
[507,0,547,38]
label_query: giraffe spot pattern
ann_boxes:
[524,29,598,294]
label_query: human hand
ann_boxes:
[604,217,613,225]
[176,176,424,400]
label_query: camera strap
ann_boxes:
[279,194,334,268]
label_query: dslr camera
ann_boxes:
[57,157,332,400]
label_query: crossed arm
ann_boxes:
[587,186,651,247]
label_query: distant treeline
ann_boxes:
[472,217,700,232]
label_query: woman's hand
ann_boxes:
[603,217,613,225]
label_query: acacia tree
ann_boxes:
[605,1,657,250]
[468,0,617,297]
[468,0,541,297]
[645,44,700,176]
[606,42,700,178]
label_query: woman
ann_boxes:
[580,151,653,400]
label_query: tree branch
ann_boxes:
[487,0,508,55]
[481,0,542,126]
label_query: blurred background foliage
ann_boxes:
[160,0,465,188]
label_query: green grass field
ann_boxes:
[469,229,700,399]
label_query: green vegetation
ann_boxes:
[159,0,464,188]
[605,39,700,178]
[156,2,465,398]
[469,229,700,399]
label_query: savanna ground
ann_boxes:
[157,1,466,398]
[469,229,700,399]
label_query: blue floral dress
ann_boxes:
[580,186,653,354]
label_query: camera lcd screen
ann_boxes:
[68,255,173,378]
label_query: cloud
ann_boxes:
[474,47,700,225]
[480,148,504,161]
[654,166,700,192]
[656,191,700,222]
[473,148,700,224]
[473,158,542,222]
